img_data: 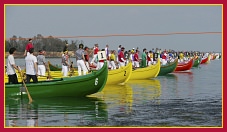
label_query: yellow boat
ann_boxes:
[106,62,132,85]
[130,59,161,80]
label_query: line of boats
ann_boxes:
[5,54,220,100]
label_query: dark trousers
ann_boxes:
[8,74,19,84]
[26,74,38,83]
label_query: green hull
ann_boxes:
[158,58,178,76]
[192,57,201,67]
[5,62,108,99]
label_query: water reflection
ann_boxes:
[172,71,195,98]
[5,97,107,127]
[128,79,161,104]
[101,84,133,114]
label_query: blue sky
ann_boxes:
[5,5,222,52]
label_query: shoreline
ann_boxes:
[5,51,76,58]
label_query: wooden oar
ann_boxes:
[84,61,92,73]
[47,61,52,80]
[18,67,33,104]
[68,57,76,76]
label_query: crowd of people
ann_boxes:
[6,39,221,84]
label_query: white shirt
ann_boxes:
[7,55,16,75]
[25,54,37,75]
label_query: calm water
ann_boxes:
[5,58,222,127]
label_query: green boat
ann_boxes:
[5,62,108,99]
[158,58,178,76]
[192,57,201,67]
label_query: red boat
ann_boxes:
[200,56,209,64]
[174,59,193,71]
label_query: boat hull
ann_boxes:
[175,59,193,71]
[192,57,201,67]
[106,62,132,85]
[130,59,160,80]
[158,58,178,76]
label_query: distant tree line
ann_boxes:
[5,34,84,52]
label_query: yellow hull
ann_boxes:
[106,62,132,85]
[130,59,160,80]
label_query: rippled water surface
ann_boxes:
[5,58,222,127]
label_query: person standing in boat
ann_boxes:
[141,48,147,67]
[134,49,140,68]
[62,50,70,77]
[90,43,99,66]
[161,51,168,65]
[37,50,47,76]
[61,42,69,73]
[179,51,184,62]
[24,39,34,56]
[147,51,152,66]
[105,44,110,68]
[6,47,20,84]
[124,50,131,65]
[109,50,117,70]
[84,46,90,72]
[25,48,38,83]
[130,50,135,68]
[96,49,105,70]
[117,45,122,63]
[150,50,154,65]
[75,44,88,76]
[118,47,126,68]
